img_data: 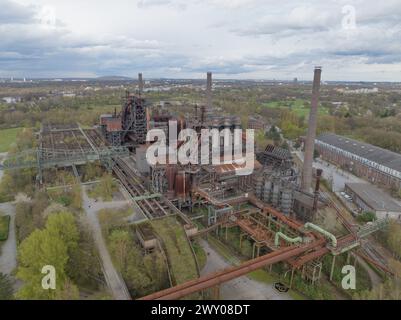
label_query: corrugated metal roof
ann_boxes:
[214,159,262,174]
[345,183,401,212]
[316,133,401,173]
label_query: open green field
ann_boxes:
[0,215,10,241]
[262,99,328,117]
[0,127,23,152]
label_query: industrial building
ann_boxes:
[316,133,401,189]
[345,183,401,219]
[248,115,266,131]
[2,68,391,300]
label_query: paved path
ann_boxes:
[0,153,18,276]
[0,202,17,275]
[82,186,131,300]
[294,151,365,192]
[199,239,292,300]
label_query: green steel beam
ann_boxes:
[0,146,129,171]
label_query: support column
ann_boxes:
[212,285,220,300]
[330,255,336,281]
[290,268,295,289]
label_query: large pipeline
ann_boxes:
[304,222,337,248]
[139,239,325,300]
[274,232,303,247]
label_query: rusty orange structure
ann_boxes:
[140,239,326,300]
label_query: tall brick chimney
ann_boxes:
[206,71,212,112]
[301,66,322,192]
[138,73,144,94]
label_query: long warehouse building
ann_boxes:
[315,133,401,189]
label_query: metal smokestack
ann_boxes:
[301,66,322,192]
[138,73,144,94]
[313,168,323,212]
[206,71,212,113]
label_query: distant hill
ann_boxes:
[96,76,133,81]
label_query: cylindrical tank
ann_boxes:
[223,117,231,129]
[281,189,293,215]
[175,171,190,199]
[166,165,176,193]
[263,180,272,203]
[272,180,280,207]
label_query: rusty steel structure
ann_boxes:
[12,67,391,301]
[140,240,326,300]
[121,93,147,146]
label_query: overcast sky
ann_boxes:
[1,0,401,81]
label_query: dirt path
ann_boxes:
[81,186,131,300]
[199,239,292,300]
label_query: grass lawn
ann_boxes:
[0,127,23,152]
[263,99,328,117]
[192,240,207,270]
[0,215,10,241]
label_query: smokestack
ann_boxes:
[138,73,144,94]
[206,71,212,112]
[313,168,323,212]
[301,66,322,192]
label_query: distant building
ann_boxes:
[336,87,379,94]
[345,183,401,219]
[316,133,401,189]
[62,92,76,98]
[2,96,21,104]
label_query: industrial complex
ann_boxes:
[0,68,394,300]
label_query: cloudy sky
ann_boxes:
[1,0,401,81]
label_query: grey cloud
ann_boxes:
[0,0,36,24]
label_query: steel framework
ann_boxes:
[1,146,129,182]
[121,93,148,146]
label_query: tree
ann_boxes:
[16,212,80,300]
[46,211,79,256]
[89,173,117,201]
[70,184,82,210]
[108,229,131,270]
[354,259,401,300]
[0,273,13,300]
[16,229,69,299]
[387,220,401,259]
